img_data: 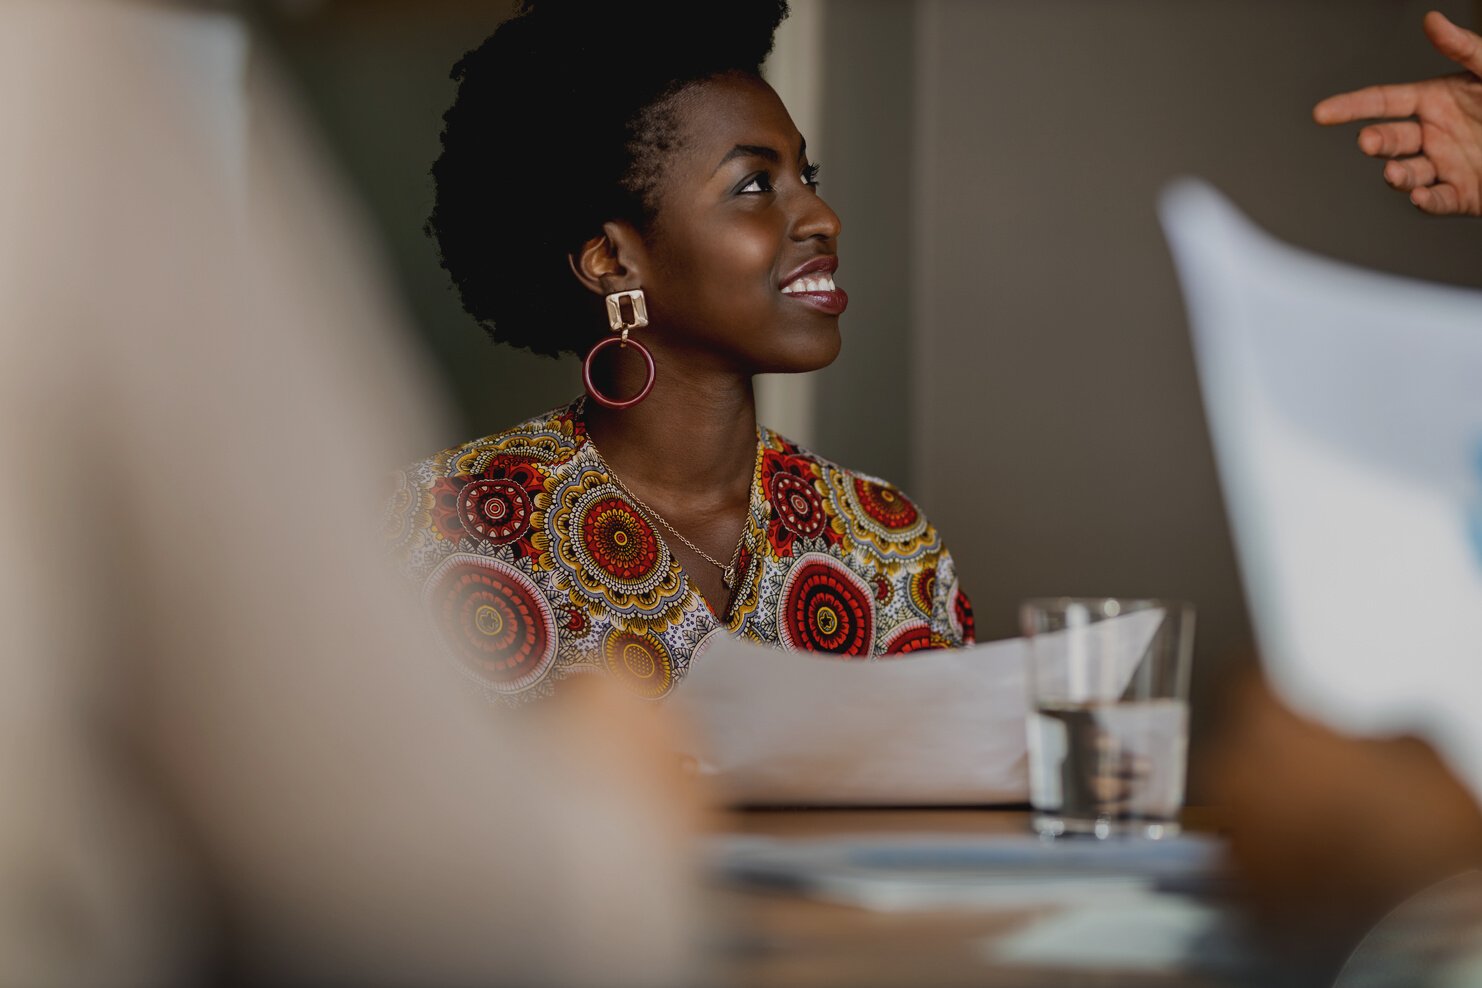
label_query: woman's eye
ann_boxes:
[738,173,774,194]
[802,162,822,187]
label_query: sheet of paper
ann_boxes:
[983,894,1240,973]
[668,609,1164,806]
[1160,180,1482,801]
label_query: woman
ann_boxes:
[388,0,975,703]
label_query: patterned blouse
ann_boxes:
[386,399,975,703]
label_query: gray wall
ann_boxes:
[891,0,1482,711]
[811,1,919,485]
[804,1,1482,788]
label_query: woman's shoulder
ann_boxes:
[757,426,975,649]
[759,425,939,551]
[409,399,587,482]
[384,400,586,563]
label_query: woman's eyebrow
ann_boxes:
[711,139,809,175]
[713,144,780,173]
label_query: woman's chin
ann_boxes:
[754,327,842,374]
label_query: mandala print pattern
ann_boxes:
[458,479,531,543]
[851,477,923,536]
[427,455,546,560]
[881,619,934,655]
[778,552,876,656]
[576,493,662,584]
[542,462,689,629]
[761,446,839,558]
[949,579,976,645]
[424,553,557,695]
[388,400,975,704]
[829,471,941,564]
[451,407,583,471]
[908,566,936,618]
[601,628,677,699]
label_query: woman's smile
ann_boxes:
[778,255,848,315]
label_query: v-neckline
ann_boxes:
[573,398,769,631]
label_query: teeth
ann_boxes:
[781,274,837,294]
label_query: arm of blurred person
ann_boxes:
[0,3,700,986]
[1209,664,1482,964]
[1313,10,1482,216]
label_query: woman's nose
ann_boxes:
[791,191,841,242]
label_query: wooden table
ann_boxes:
[704,807,1239,988]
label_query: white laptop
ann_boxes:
[1159,180,1482,798]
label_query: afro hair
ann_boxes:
[427,0,791,357]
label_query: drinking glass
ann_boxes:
[1021,598,1194,839]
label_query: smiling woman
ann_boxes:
[387,0,974,703]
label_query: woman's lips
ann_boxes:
[782,287,848,315]
[779,258,845,315]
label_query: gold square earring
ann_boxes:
[584,288,655,409]
[604,288,649,333]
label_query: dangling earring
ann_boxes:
[583,288,656,410]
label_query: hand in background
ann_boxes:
[1313,11,1482,216]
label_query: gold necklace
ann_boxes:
[587,435,760,591]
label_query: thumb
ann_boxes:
[1424,10,1482,77]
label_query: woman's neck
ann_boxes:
[582,352,758,502]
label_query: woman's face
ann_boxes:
[637,72,844,375]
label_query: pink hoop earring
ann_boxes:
[583,289,655,410]
[583,335,655,409]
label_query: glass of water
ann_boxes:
[1021,598,1194,839]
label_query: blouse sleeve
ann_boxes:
[932,544,976,647]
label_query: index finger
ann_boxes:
[1313,83,1421,125]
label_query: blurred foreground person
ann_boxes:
[0,1,698,985]
[1209,669,1482,985]
[1314,10,1482,216]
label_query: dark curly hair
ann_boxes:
[428,0,791,358]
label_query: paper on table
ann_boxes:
[983,894,1241,974]
[667,609,1165,806]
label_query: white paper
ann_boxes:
[668,610,1164,806]
[1160,179,1482,800]
[984,894,1228,972]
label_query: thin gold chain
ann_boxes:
[608,472,746,582]
[586,433,760,590]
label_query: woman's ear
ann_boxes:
[568,220,647,297]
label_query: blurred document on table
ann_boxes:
[670,609,1164,806]
[711,830,1226,911]
[1161,179,1482,799]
